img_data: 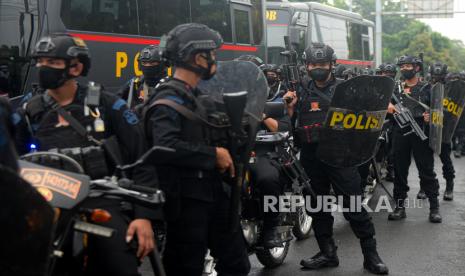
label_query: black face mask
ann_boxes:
[141,65,164,86]
[309,68,330,82]
[266,76,278,87]
[400,69,416,80]
[38,66,69,90]
[200,59,217,80]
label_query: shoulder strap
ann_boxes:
[43,95,102,145]
[149,99,226,128]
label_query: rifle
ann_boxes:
[222,92,249,233]
[392,81,428,141]
[280,36,301,104]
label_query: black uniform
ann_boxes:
[14,84,157,276]
[252,95,291,229]
[0,96,18,171]
[145,78,250,276]
[391,82,440,207]
[117,75,148,108]
[295,78,376,244]
[453,113,465,156]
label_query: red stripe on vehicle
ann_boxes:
[69,32,257,52]
[337,59,374,66]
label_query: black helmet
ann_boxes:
[429,62,448,76]
[383,63,398,74]
[397,55,420,66]
[303,43,337,64]
[260,64,280,74]
[32,33,91,76]
[138,45,162,63]
[375,63,385,75]
[160,23,223,64]
[446,72,461,82]
[236,55,264,67]
[334,64,347,78]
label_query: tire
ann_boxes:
[292,205,312,240]
[255,241,290,268]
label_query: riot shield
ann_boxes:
[442,80,465,143]
[317,75,395,168]
[198,60,268,231]
[197,60,268,156]
[429,83,444,154]
[0,166,54,276]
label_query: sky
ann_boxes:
[405,0,465,45]
[420,13,465,45]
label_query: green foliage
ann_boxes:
[288,0,465,71]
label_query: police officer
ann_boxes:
[453,113,465,157]
[387,55,442,223]
[249,64,292,248]
[284,43,388,275]
[381,63,397,79]
[14,34,156,276]
[334,64,347,78]
[261,64,286,101]
[380,63,398,182]
[118,45,167,109]
[144,23,250,276]
[235,54,264,67]
[417,62,455,200]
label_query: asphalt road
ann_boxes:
[142,155,465,276]
[249,155,465,276]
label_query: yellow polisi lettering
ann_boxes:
[328,111,384,131]
[443,99,464,117]
[431,111,444,126]
[343,114,357,129]
[116,52,128,78]
[329,111,344,127]
[134,52,143,76]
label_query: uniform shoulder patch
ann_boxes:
[112,99,127,110]
[123,109,139,125]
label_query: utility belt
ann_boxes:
[296,123,322,144]
[30,145,109,179]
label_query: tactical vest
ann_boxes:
[144,79,208,146]
[296,79,340,144]
[24,89,108,178]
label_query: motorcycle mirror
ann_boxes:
[117,146,176,172]
[223,91,248,133]
[264,102,285,119]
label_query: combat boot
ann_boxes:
[443,179,454,201]
[361,238,389,275]
[416,190,427,199]
[429,208,442,223]
[300,237,339,269]
[388,200,406,221]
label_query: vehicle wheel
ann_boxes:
[255,241,290,268]
[292,205,312,240]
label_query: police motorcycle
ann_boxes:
[18,145,172,276]
[246,128,315,264]
[197,60,313,273]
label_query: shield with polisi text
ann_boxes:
[317,75,394,168]
[442,80,465,143]
[429,83,444,154]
